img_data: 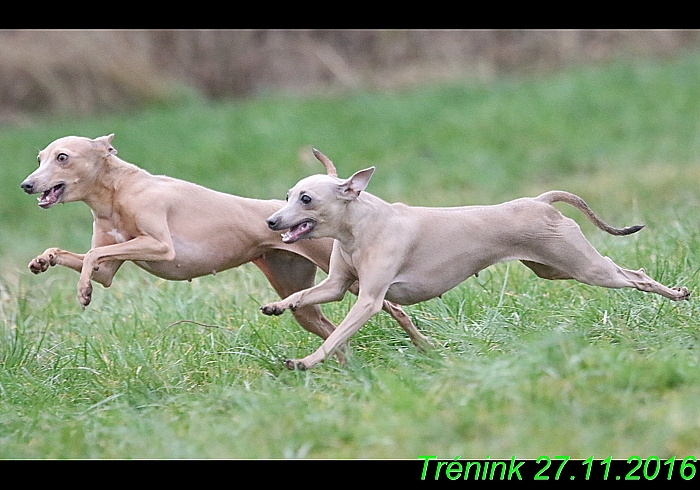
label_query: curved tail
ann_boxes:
[537,191,644,236]
[312,148,338,178]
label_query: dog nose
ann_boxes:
[266,217,280,230]
[21,181,34,194]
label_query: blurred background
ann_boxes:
[3,30,700,122]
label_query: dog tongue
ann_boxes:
[38,185,61,208]
[282,221,312,243]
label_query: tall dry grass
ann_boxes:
[2,30,700,122]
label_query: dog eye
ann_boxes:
[36,155,41,166]
[300,194,312,205]
[285,193,289,202]
[57,153,68,163]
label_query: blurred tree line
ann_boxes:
[2,30,699,122]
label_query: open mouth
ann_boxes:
[281,220,316,244]
[38,183,66,209]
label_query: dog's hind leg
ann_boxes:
[574,257,690,300]
[381,298,433,350]
[523,221,690,301]
[345,281,432,351]
[521,260,573,280]
[253,250,337,340]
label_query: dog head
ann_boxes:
[20,134,117,208]
[266,161,375,244]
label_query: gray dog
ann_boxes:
[262,154,689,369]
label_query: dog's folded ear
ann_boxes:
[337,167,375,200]
[93,134,117,156]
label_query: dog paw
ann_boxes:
[29,252,57,274]
[284,359,308,370]
[261,303,286,316]
[78,282,93,308]
[674,286,691,301]
[29,256,50,274]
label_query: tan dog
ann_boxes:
[20,135,428,355]
[261,156,690,370]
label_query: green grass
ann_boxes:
[1,53,700,459]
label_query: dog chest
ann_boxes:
[107,228,127,244]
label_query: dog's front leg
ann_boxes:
[260,273,352,316]
[30,247,84,275]
[29,247,123,288]
[287,290,387,370]
[261,247,355,315]
[77,235,175,308]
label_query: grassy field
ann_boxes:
[1,52,700,460]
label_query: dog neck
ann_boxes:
[83,155,144,219]
[333,192,389,252]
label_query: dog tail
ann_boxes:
[312,148,338,178]
[537,190,645,236]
